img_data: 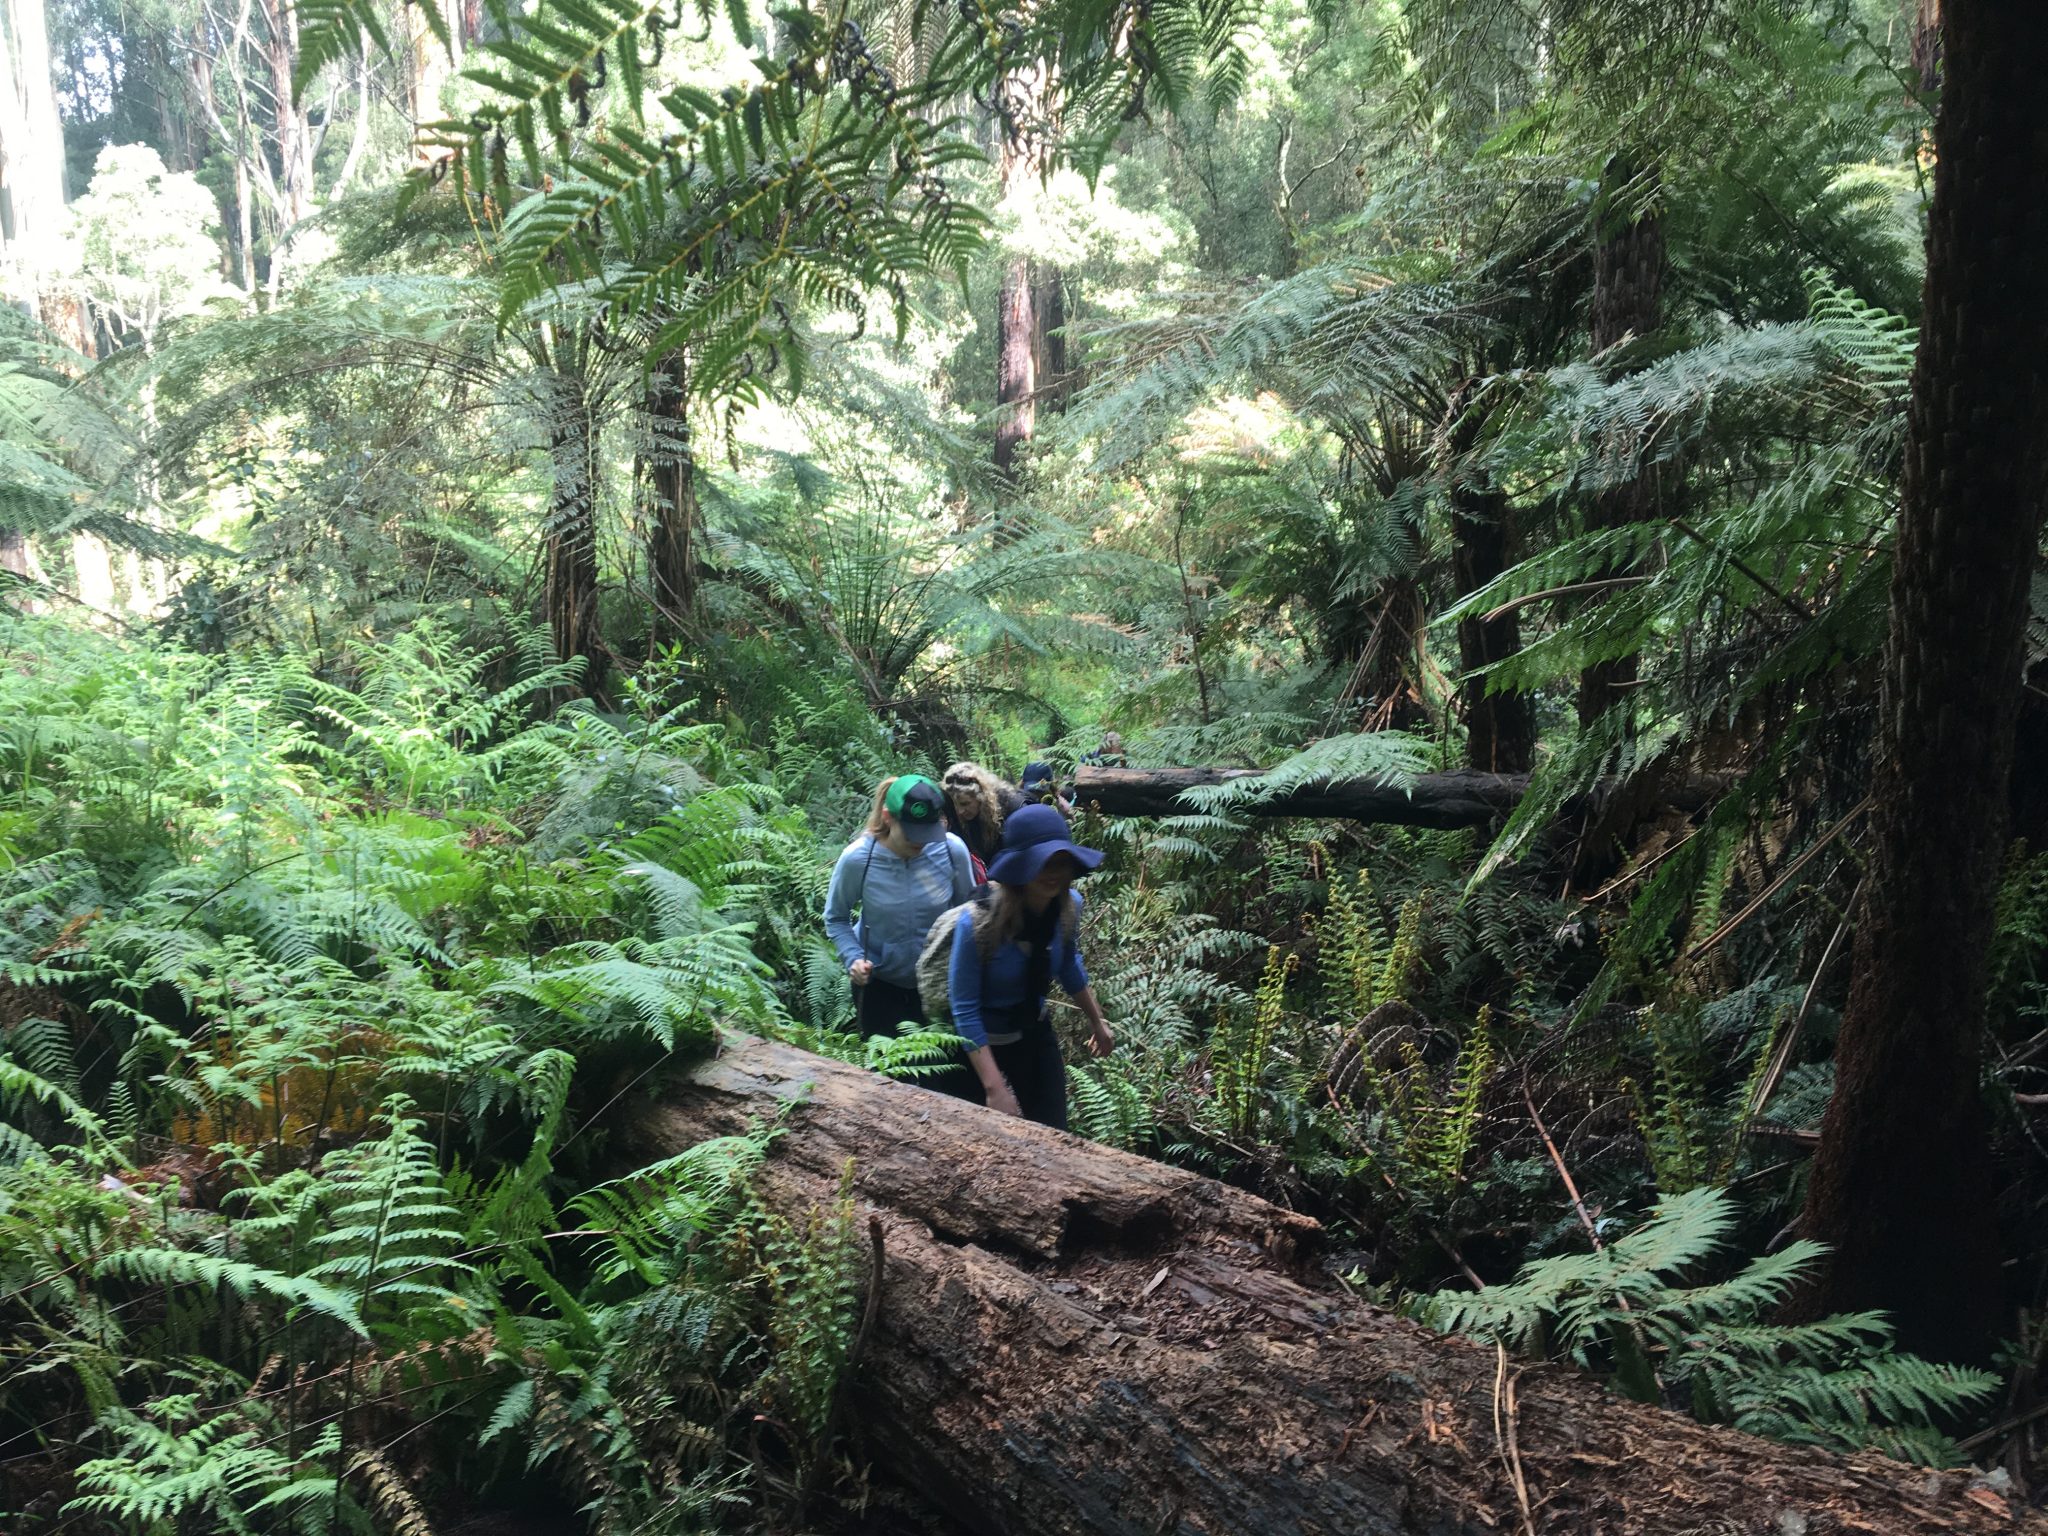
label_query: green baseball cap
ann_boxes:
[884,774,947,844]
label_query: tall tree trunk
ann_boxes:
[1449,393,1533,774]
[993,253,1036,486]
[259,0,312,270]
[1912,0,1942,93]
[643,352,697,651]
[1032,263,1069,411]
[0,0,68,572]
[1,0,66,262]
[1451,488,1532,773]
[408,0,459,163]
[1575,158,1665,732]
[992,62,1051,496]
[545,368,607,698]
[1793,0,2048,1366]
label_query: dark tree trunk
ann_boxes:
[545,369,606,698]
[1575,160,1665,733]
[994,253,1037,486]
[643,352,697,650]
[1070,765,1726,827]
[625,1036,2043,1536]
[0,529,26,577]
[1793,0,2048,1366]
[1033,263,1069,412]
[1448,396,1533,774]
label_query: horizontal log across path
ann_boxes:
[1069,765,1728,827]
[630,1035,2037,1536]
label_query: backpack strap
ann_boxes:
[944,834,971,898]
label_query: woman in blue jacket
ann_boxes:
[823,774,976,1039]
[948,804,1115,1125]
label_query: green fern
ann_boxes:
[1415,1188,1999,1465]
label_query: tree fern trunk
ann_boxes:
[545,368,606,698]
[1449,397,1532,774]
[1575,160,1665,733]
[644,352,697,651]
[1793,0,2048,1365]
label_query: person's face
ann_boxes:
[1028,853,1079,903]
[947,786,981,821]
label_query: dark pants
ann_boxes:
[854,978,982,1101]
[985,1013,1068,1130]
[853,977,924,1040]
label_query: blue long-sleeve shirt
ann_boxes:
[947,892,1090,1049]
[823,833,974,989]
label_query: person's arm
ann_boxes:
[823,843,871,984]
[949,909,1021,1116]
[1055,897,1112,1056]
[1070,984,1114,1059]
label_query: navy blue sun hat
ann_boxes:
[987,803,1105,885]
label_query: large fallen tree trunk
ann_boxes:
[629,1035,2036,1536]
[1070,765,1729,827]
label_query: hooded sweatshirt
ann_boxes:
[823,832,975,989]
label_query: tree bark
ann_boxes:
[994,253,1036,486]
[0,0,68,569]
[1448,393,1533,774]
[1912,0,1942,94]
[643,351,697,650]
[993,61,1051,496]
[1070,765,1724,828]
[627,1036,2042,1536]
[1451,488,1532,774]
[1792,0,2048,1367]
[545,366,606,698]
[1575,159,1665,733]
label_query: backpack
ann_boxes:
[915,892,991,1025]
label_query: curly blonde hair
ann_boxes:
[940,761,1010,830]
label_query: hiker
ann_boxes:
[1019,760,1074,818]
[946,804,1114,1126]
[823,774,977,1040]
[1079,731,1126,769]
[939,760,1020,879]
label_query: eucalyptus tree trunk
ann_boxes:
[643,352,697,650]
[1575,159,1665,732]
[545,366,607,697]
[1792,0,2048,1366]
[1912,0,1942,93]
[993,61,1056,495]
[258,0,312,225]
[0,0,69,574]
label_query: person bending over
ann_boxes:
[947,804,1114,1126]
[939,760,1021,878]
[823,773,975,1039]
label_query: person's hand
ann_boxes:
[1086,1019,1114,1058]
[848,958,873,986]
[983,1078,1023,1118]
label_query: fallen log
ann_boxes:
[1070,765,1728,828]
[629,1035,2038,1536]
